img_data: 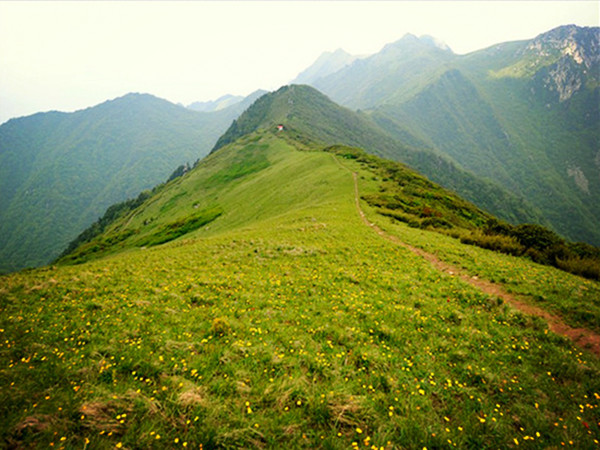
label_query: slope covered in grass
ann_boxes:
[2,131,599,449]
[0,92,250,273]
[213,85,543,228]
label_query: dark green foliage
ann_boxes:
[137,206,222,247]
[57,190,152,260]
[459,230,526,256]
[511,224,564,254]
[555,256,600,281]
[0,93,251,273]
[460,218,600,280]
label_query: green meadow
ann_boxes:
[1,133,599,448]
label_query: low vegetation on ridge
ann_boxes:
[2,130,599,449]
[326,144,600,281]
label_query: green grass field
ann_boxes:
[2,132,599,448]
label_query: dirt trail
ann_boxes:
[351,172,600,356]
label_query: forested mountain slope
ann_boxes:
[0,93,248,272]
[304,25,600,245]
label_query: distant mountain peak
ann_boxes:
[292,49,359,85]
[513,25,600,102]
[111,92,163,103]
[419,35,452,52]
[489,25,599,101]
[79,92,180,116]
[187,94,245,112]
[321,48,352,58]
[381,33,452,54]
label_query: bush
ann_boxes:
[568,241,600,260]
[461,230,525,256]
[511,223,563,252]
[421,217,452,230]
[556,257,600,281]
[378,208,415,225]
[474,219,600,280]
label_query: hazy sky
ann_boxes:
[0,1,598,124]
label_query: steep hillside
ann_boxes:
[0,93,249,273]
[213,85,544,227]
[304,25,600,245]
[58,130,496,266]
[3,125,600,448]
[456,25,600,244]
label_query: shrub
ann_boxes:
[556,257,600,281]
[469,220,600,280]
[421,217,452,230]
[484,218,514,237]
[460,230,525,256]
[568,241,600,260]
[511,223,563,252]
[377,208,414,225]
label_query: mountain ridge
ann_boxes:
[187,89,267,113]
[303,24,600,245]
[5,116,600,449]
[2,23,600,450]
[212,85,544,228]
[0,92,255,273]
[292,49,361,85]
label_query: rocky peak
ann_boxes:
[526,25,599,70]
[525,25,599,102]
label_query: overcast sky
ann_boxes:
[0,1,598,124]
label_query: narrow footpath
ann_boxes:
[350,171,600,356]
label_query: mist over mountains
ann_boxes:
[0,24,598,273]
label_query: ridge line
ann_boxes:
[338,157,600,356]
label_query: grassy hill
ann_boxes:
[213,85,544,228]
[2,124,599,448]
[0,93,248,273]
[308,25,600,245]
